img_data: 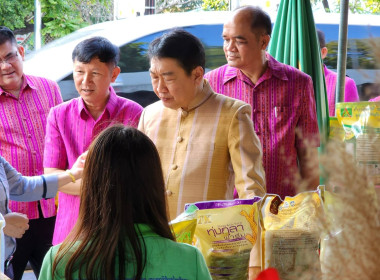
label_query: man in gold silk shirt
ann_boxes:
[138,29,266,219]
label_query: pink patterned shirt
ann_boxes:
[205,54,320,199]
[0,75,62,219]
[43,87,143,244]
[324,65,359,116]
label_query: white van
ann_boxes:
[24,11,380,105]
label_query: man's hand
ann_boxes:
[3,213,29,238]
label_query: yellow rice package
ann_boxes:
[328,117,345,141]
[260,192,323,280]
[169,204,198,244]
[335,102,380,184]
[185,198,261,280]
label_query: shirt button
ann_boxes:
[177,136,183,143]
[23,117,27,121]
[32,151,36,154]
[171,164,178,170]
[28,134,32,138]
[166,190,173,196]
[182,110,188,117]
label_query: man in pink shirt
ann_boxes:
[369,96,380,102]
[0,26,62,279]
[43,37,143,245]
[205,6,320,202]
[317,30,359,116]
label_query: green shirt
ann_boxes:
[39,224,211,280]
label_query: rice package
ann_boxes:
[328,117,345,141]
[335,102,380,185]
[260,192,323,280]
[185,198,261,280]
[169,204,198,244]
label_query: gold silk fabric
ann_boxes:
[139,81,266,219]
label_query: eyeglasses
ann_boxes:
[0,52,18,65]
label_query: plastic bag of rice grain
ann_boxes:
[260,193,323,280]
[185,198,261,280]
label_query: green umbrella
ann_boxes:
[268,0,329,170]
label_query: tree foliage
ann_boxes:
[312,0,380,14]
[202,0,229,11]
[156,0,229,13]
[0,0,34,31]
[155,0,203,13]
[347,0,380,14]
[0,0,112,39]
[157,0,380,14]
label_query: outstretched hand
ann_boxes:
[3,212,29,238]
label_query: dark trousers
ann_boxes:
[4,263,13,279]
[11,204,56,280]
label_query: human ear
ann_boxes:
[261,34,270,50]
[193,66,204,84]
[17,45,25,60]
[111,66,121,82]
[321,47,328,60]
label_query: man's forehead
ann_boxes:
[73,58,109,67]
[150,57,179,72]
[223,22,260,39]
[149,67,175,76]
[0,41,18,55]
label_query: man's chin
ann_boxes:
[161,100,179,110]
[227,60,241,68]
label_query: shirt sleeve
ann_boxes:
[344,77,360,102]
[43,107,68,169]
[295,76,320,149]
[3,157,58,201]
[195,247,212,280]
[229,104,266,198]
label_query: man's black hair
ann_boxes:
[0,26,17,46]
[148,29,205,75]
[317,29,326,49]
[235,6,273,37]
[72,36,120,66]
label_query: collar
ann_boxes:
[78,86,118,120]
[222,53,289,86]
[0,74,35,98]
[180,79,213,113]
[323,64,332,76]
[134,224,160,238]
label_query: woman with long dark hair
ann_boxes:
[39,125,211,280]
